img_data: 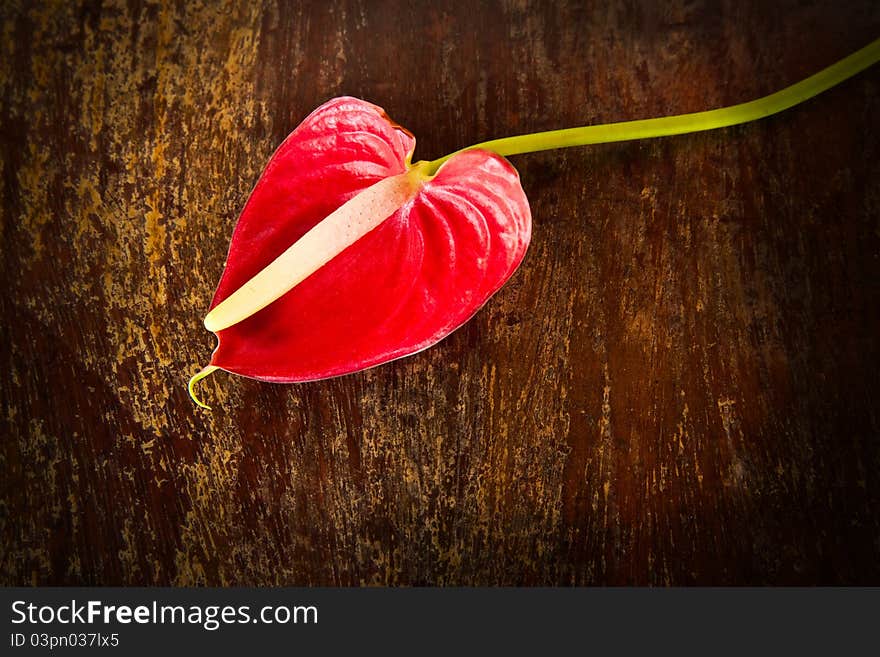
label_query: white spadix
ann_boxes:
[203,164,429,333]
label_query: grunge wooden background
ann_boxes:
[2,0,879,585]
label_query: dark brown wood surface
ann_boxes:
[2,0,879,585]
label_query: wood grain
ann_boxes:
[1,0,879,585]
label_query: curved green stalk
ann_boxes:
[188,365,219,410]
[427,37,880,173]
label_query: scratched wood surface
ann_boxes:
[2,0,879,585]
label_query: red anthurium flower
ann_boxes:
[194,97,530,399]
[190,41,880,407]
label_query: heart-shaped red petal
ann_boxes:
[207,97,531,382]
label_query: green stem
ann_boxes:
[427,37,880,173]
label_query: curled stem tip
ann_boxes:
[188,365,219,409]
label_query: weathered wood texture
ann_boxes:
[2,0,879,585]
